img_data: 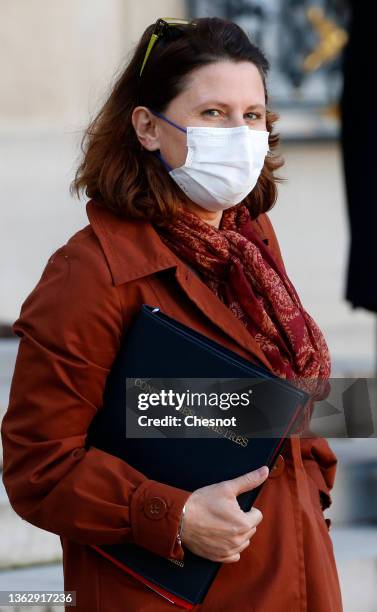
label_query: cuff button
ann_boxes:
[144,496,168,520]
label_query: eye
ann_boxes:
[245,112,261,120]
[202,109,222,117]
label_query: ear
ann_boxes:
[131,106,161,151]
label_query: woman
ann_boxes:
[1,17,343,612]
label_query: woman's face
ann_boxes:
[133,60,267,171]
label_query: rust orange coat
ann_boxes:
[1,200,343,611]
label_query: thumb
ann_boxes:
[227,465,269,496]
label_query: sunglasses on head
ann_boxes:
[139,17,197,77]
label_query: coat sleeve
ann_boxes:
[299,437,337,512]
[1,231,191,560]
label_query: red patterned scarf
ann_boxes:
[155,203,331,405]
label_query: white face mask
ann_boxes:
[150,109,269,212]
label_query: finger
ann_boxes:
[234,520,259,538]
[248,525,257,538]
[226,466,269,496]
[234,506,263,534]
[245,506,263,526]
[228,526,256,549]
[233,538,251,554]
[218,552,241,563]
[244,526,257,540]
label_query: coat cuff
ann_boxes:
[130,479,192,560]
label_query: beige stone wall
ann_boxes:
[0,0,187,322]
[0,0,187,131]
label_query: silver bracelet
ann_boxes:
[176,504,186,546]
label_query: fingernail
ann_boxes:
[258,466,269,476]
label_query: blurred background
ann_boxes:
[0,1,376,610]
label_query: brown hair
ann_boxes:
[71,17,284,226]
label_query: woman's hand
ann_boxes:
[181,465,269,562]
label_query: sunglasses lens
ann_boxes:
[164,25,186,41]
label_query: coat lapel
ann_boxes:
[86,199,273,370]
[173,265,272,369]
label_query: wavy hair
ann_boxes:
[71,17,284,225]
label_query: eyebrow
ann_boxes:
[194,100,266,111]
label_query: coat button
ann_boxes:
[143,496,168,520]
[268,454,285,478]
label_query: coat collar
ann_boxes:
[86,199,272,369]
[86,200,182,285]
[86,199,270,286]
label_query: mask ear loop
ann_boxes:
[149,109,187,171]
[154,150,173,172]
[149,109,187,134]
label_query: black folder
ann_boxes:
[86,304,309,608]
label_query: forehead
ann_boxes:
[180,60,266,107]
